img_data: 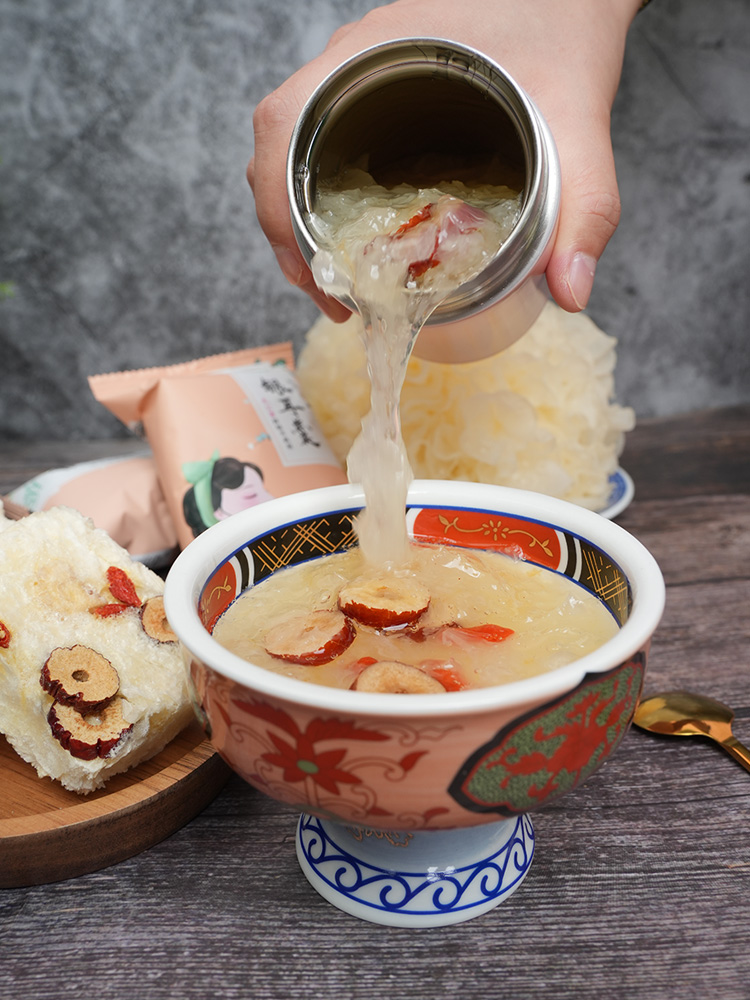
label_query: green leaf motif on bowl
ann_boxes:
[449,657,644,816]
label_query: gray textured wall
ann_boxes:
[1,0,748,441]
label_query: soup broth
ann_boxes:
[213,543,618,692]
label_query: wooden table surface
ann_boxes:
[1,405,749,1000]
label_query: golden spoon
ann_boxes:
[633,691,750,773]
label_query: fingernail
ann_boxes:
[273,245,304,286]
[567,252,597,310]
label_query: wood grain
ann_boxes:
[621,403,750,500]
[0,407,748,1000]
[0,721,231,888]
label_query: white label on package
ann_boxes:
[221,363,340,468]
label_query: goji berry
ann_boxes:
[90,603,131,617]
[425,664,468,692]
[449,623,514,642]
[0,620,10,648]
[394,204,433,237]
[407,254,440,280]
[106,566,141,607]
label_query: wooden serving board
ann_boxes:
[0,721,231,888]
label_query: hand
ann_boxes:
[247,0,642,318]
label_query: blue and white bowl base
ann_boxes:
[296,812,534,927]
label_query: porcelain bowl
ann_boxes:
[164,480,665,832]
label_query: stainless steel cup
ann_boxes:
[287,37,560,362]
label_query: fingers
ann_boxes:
[247,0,634,319]
[324,19,359,50]
[247,8,411,313]
[544,105,622,312]
[248,69,352,321]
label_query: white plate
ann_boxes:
[598,468,634,520]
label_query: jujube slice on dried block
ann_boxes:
[338,575,430,628]
[48,696,134,760]
[41,645,120,712]
[264,610,356,666]
[141,596,178,644]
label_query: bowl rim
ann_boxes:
[164,480,665,718]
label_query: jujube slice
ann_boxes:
[338,575,430,628]
[48,696,133,760]
[141,596,177,644]
[41,645,120,712]
[264,610,356,666]
[352,660,446,694]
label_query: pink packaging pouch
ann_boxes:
[7,453,178,568]
[89,345,347,549]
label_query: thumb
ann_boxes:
[544,109,622,312]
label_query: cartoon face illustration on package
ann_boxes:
[182,452,275,537]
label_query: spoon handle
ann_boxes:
[720,736,750,774]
